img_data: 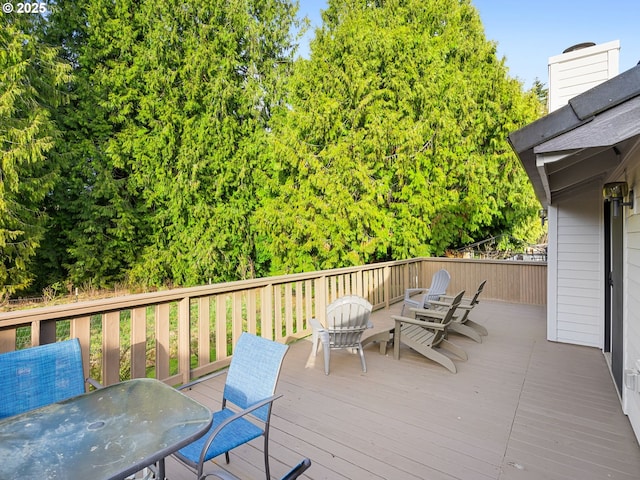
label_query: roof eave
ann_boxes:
[508,64,640,207]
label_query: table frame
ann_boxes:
[0,378,213,480]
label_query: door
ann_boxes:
[605,200,624,396]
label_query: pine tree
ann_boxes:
[0,14,71,298]
[257,0,543,273]
[45,0,300,288]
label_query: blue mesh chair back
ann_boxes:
[175,332,289,480]
[0,338,86,419]
[223,332,289,422]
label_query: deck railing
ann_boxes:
[0,257,546,387]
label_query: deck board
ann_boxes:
[165,300,640,479]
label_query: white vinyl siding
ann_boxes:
[553,189,603,346]
[624,165,640,436]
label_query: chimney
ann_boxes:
[547,40,620,112]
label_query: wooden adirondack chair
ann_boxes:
[391,291,467,373]
[401,269,450,315]
[445,280,488,342]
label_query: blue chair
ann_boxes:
[174,332,289,480]
[0,338,89,419]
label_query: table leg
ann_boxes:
[158,459,166,480]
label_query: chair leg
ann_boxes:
[393,327,401,360]
[450,323,482,343]
[357,344,367,372]
[423,347,457,373]
[466,319,489,336]
[441,339,468,360]
[310,330,319,356]
[263,433,271,480]
[322,341,330,375]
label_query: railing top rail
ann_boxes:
[0,257,546,326]
[0,258,415,324]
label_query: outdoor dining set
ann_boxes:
[0,269,483,479]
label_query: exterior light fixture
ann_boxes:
[603,181,634,217]
[539,208,548,226]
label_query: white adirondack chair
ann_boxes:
[310,296,373,375]
[401,269,450,315]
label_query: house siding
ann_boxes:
[624,162,640,435]
[553,189,603,346]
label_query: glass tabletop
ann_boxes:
[0,377,212,480]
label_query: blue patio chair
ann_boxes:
[0,338,92,419]
[174,332,289,480]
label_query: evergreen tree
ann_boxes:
[258,0,543,273]
[45,0,300,288]
[33,0,149,290]
[0,14,71,298]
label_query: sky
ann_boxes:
[297,0,640,88]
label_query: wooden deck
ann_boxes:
[165,300,640,480]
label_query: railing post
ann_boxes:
[131,307,147,379]
[178,297,191,385]
[155,304,170,381]
[70,316,91,387]
[317,276,327,324]
[404,262,410,293]
[383,265,391,309]
[0,329,16,352]
[215,295,228,359]
[421,258,429,287]
[232,292,243,344]
[197,298,210,367]
[262,284,273,340]
[103,311,120,385]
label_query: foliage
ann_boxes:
[6,0,545,295]
[257,0,543,274]
[529,78,549,116]
[42,0,301,288]
[0,14,71,297]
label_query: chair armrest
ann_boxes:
[178,369,228,391]
[403,298,420,309]
[455,304,473,311]
[424,299,451,308]
[405,288,428,302]
[198,394,283,466]
[409,308,447,320]
[392,315,447,331]
[440,294,473,304]
[309,318,325,332]
[405,288,428,296]
[86,377,104,389]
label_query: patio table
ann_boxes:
[0,377,212,480]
